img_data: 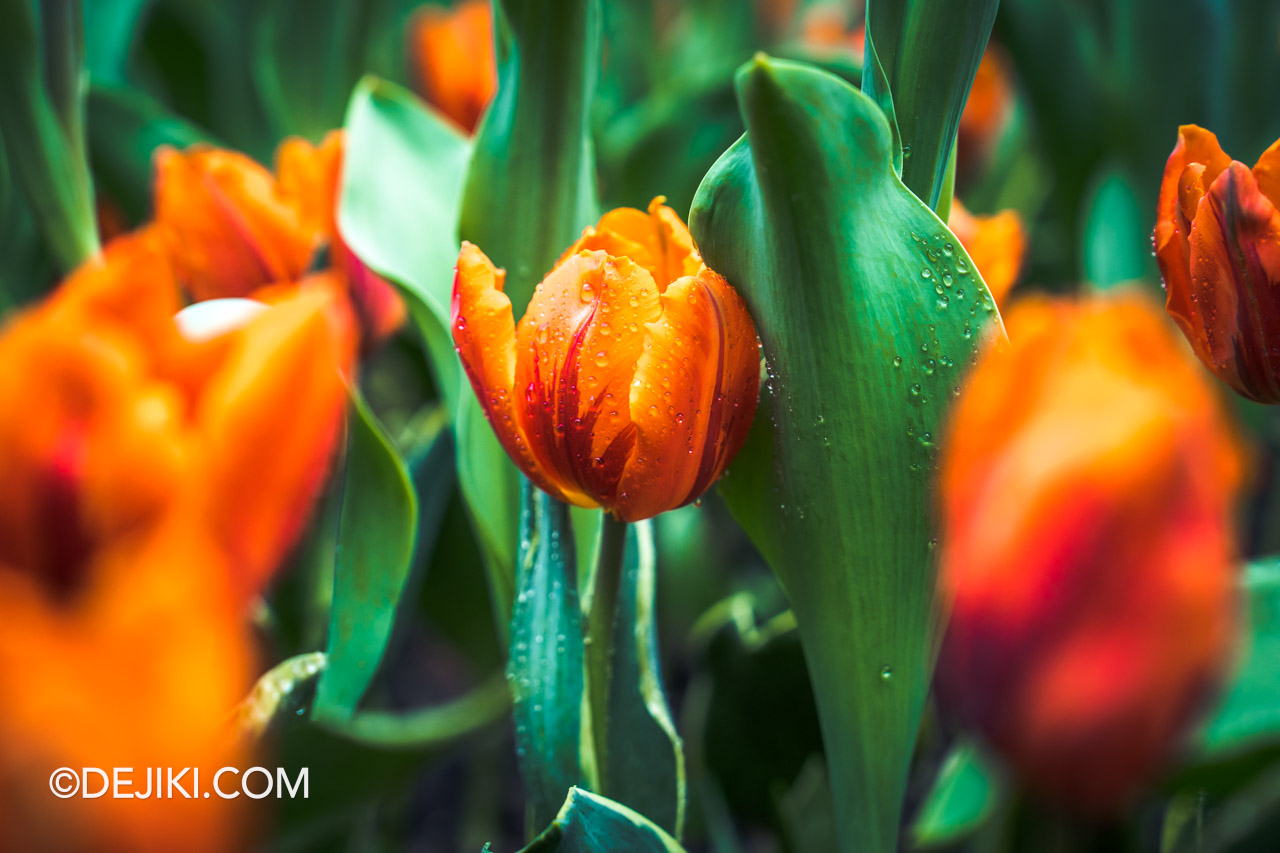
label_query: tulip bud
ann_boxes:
[452,197,760,521]
[936,292,1242,813]
[409,0,497,135]
[1155,125,1280,403]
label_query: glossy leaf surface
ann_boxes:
[690,56,1000,853]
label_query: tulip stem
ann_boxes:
[584,513,628,792]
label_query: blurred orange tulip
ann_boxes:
[452,198,760,521]
[957,46,1013,180]
[0,227,353,850]
[1155,125,1280,403]
[151,132,404,346]
[936,292,1241,813]
[409,0,497,134]
[0,230,352,851]
[948,200,1027,309]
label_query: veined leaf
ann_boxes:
[690,56,1001,853]
[862,0,998,209]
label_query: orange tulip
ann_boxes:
[409,0,497,134]
[0,231,350,850]
[1155,125,1280,403]
[151,132,404,346]
[956,46,1013,180]
[452,198,760,521]
[948,199,1027,309]
[936,292,1241,813]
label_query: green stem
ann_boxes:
[585,513,627,790]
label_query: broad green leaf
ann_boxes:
[909,741,1003,849]
[0,0,98,271]
[509,485,590,829]
[458,0,601,311]
[339,74,471,413]
[508,787,688,853]
[690,56,1001,853]
[862,0,998,209]
[87,84,212,221]
[313,392,421,722]
[602,521,685,837]
[1199,560,1280,756]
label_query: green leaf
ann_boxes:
[602,520,685,837]
[319,670,511,748]
[862,0,998,209]
[452,0,603,637]
[84,0,153,84]
[1198,560,1280,756]
[457,391,520,632]
[458,0,602,311]
[1081,162,1155,290]
[510,787,688,853]
[0,0,98,271]
[509,485,590,830]
[909,741,1003,849]
[253,0,373,141]
[339,74,471,413]
[313,392,421,722]
[690,56,1001,853]
[87,83,212,222]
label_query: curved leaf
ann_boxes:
[603,520,685,837]
[313,392,420,722]
[509,485,590,829]
[690,56,1001,853]
[862,0,998,209]
[339,74,471,412]
[508,787,688,853]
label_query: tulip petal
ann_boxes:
[1155,126,1232,358]
[559,198,702,291]
[1189,162,1280,402]
[194,283,353,597]
[153,146,314,301]
[453,242,573,503]
[513,251,662,507]
[275,131,344,237]
[1253,137,1280,210]
[615,269,759,522]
